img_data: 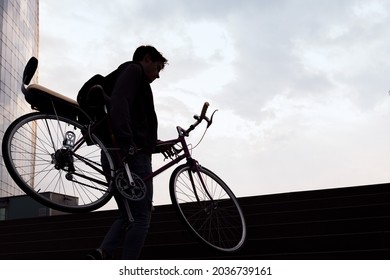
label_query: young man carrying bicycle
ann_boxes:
[87,45,168,259]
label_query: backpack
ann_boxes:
[77,61,132,146]
[77,61,132,120]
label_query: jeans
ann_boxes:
[100,152,153,259]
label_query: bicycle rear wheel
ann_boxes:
[169,163,246,252]
[2,112,115,213]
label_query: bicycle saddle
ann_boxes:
[24,84,84,121]
[26,84,79,107]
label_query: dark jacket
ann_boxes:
[109,62,158,154]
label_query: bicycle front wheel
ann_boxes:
[169,163,246,252]
[2,112,115,213]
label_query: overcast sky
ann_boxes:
[39,0,390,206]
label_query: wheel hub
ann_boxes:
[52,149,75,172]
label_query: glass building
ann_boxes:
[0,0,39,198]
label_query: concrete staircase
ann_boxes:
[0,183,389,259]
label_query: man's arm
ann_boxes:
[109,63,143,152]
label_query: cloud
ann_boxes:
[210,0,390,122]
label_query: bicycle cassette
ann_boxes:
[115,169,146,201]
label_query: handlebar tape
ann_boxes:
[200,102,209,118]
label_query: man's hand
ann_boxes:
[120,142,138,162]
[155,140,175,159]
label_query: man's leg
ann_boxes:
[121,153,153,259]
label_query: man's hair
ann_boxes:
[133,45,168,69]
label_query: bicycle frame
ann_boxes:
[66,101,214,202]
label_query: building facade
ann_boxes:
[0,0,39,201]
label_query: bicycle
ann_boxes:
[2,57,247,252]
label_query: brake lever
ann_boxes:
[206,109,218,128]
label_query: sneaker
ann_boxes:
[85,248,103,260]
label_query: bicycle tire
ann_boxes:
[169,163,247,252]
[2,112,115,213]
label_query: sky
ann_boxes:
[39,0,390,206]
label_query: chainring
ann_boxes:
[115,169,146,201]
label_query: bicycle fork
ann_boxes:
[188,161,216,213]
